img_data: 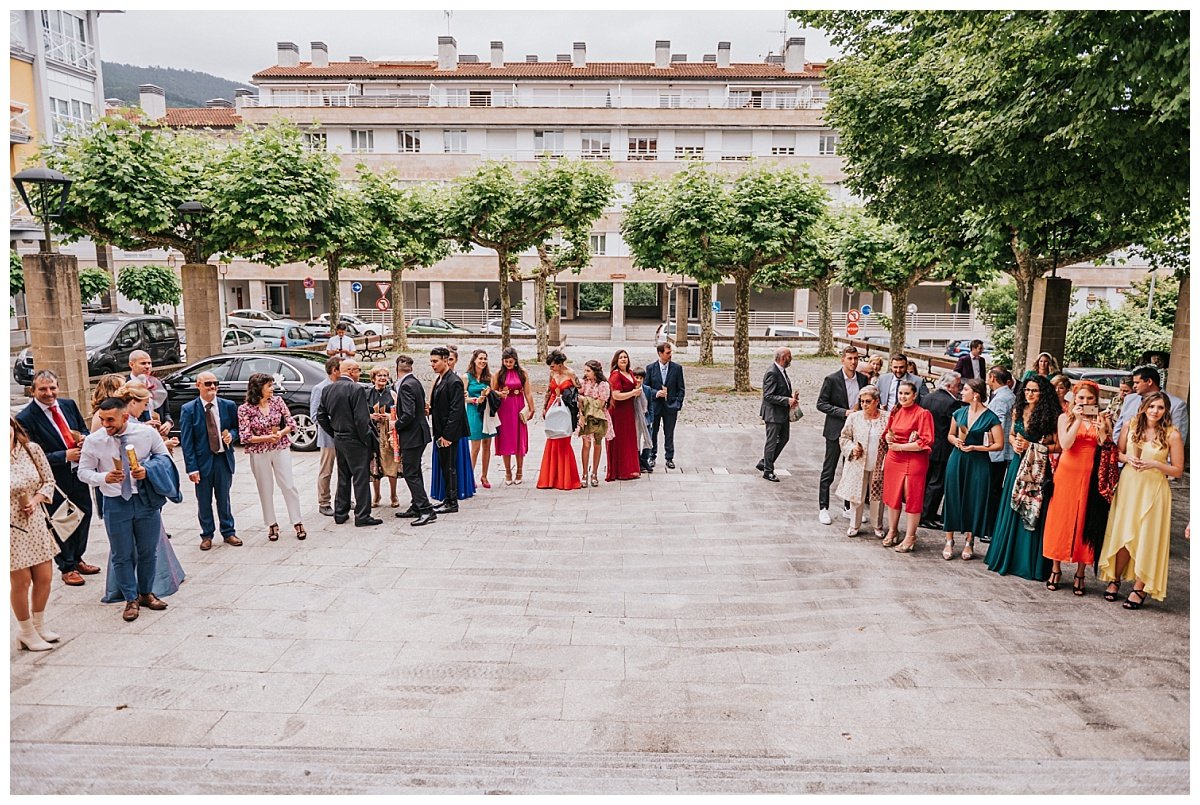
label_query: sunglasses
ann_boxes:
[201,381,220,388]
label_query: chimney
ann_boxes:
[104,97,122,108]
[556,53,570,62]
[671,54,686,62]
[655,40,670,69]
[310,41,328,68]
[490,40,504,68]
[702,54,715,63]
[784,36,806,73]
[276,41,299,68]
[205,98,233,109]
[767,54,783,65]
[234,88,254,110]
[138,84,166,121]
[572,41,586,68]
[348,55,366,62]
[526,54,538,63]
[437,36,457,70]
[717,41,731,68]
[460,54,479,63]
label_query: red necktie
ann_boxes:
[49,404,76,449]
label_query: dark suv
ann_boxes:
[14,314,182,386]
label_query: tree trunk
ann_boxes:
[1010,253,1036,373]
[815,278,834,356]
[889,284,909,356]
[733,270,752,391]
[698,283,714,365]
[534,272,548,362]
[327,253,341,321]
[94,242,117,312]
[497,248,513,350]
[390,266,408,353]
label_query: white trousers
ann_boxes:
[248,449,303,527]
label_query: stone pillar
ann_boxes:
[674,284,690,348]
[1166,275,1189,402]
[521,280,536,324]
[611,281,626,340]
[792,288,811,327]
[23,253,89,414]
[249,279,267,310]
[429,280,446,319]
[181,262,223,362]
[1025,276,1072,374]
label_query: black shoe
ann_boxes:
[755,460,765,472]
[648,459,656,468]
[395,507,420,519]
[665,460,675,469]
[412,512,437,527]
[919,519,941,530]
[333,516,349,525]
[763,472,780,482]
[433,503,459,515]
[355,516,383,527]
[977,535,991,543]
[319,506,335,517]
[641,465,653,473]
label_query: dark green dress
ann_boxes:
[942,406,1000,536]
[984,419,1051,581]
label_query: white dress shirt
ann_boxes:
[327,335,356,355]
[78,420,169,498]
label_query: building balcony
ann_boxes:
[10,101,32,143]
[41,29,95,72]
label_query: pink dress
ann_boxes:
[494,370,529,457]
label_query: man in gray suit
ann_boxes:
[877,353,929,411]
[758,347,799,482]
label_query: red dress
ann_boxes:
[537,375,582,490]
[605,370,642,481]
[1042,419,1099,564]
[882,403,934,514]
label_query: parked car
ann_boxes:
[763,326,818,338]
[944,339,995,361]
[159,351,361,452]
[179,327,260,363]
[14,314,181,386]
[860,335,917,352]
[315,312,391,337]
[1064,367,1132,389]
[303,320,362,340]
[250,324,318,349]
[226,308,301,330]
[406,317,473,335]
[654,321,724,344]
[480,318,536,335]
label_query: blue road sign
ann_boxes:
[350,281,363,294]
[860,304,873,316]
[711,301,722,312]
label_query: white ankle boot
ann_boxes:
[32,611,59,643]
[16,619,53,651]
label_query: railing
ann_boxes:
[10,188,35,226]
[10,102,32,143]
[803,312,975,330]
[10,11,27,51]
[42,28,95,71]
[352,308,497,330]
[715,311,803,328]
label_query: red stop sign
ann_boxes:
[846,321,860,336]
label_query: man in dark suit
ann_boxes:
[758,347,799,482]
[428,346,466,514]
[953,339,987,381]
[815,346,871,524]
[317,358,381,527]
[179,371,241,551]
[393,355,436,526]
[643,342,685,469]
[919,370,966,530]
[17,369,97,586]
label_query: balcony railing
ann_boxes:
[10,188,35,226]
[42,29,95,71]
[10,102,32,143]
[802,312,975,330]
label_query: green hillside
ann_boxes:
[102,62,250,108]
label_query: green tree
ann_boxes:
[116,264,182,314]
[10,251,23,298]
[970,281,1019,366]
[78,268,113,304]
[794,10,1189,370]
[1065,302,1172,369]
[1123,271,1180,331]
[577,283,612,312]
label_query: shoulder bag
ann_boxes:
[24,443,84,540]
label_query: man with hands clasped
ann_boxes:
[180,371,240,550]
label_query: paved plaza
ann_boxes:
[9,344,1191,794]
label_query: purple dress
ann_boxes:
[494,371,529,457]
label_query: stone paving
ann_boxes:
[9,344,1190,794]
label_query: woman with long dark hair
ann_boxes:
[577,359,613,486]
[941,378,1004,560]
[605,349,643,481]
[10,417,59,651]
[465,349,496,489]
[536,350,582,490]
[492,347,535,485]
[984,374,1060,581]
[238,373,305,541]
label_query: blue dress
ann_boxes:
[465,375,495,440]
[102,524,185,603]
[983,419,1051,581]
[431,438,476,501]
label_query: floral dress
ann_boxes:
[237,396,296,453]
[577,378,613,442]
[10,442,60,571]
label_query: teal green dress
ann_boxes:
[465,374,494,441]
[943,406,1000,536]
[984,419,1051,581]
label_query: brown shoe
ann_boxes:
[199,538,213,551]
[75,562,101,575]
[138,593,168,611]
[223,535,243,546]
[61,571,85,586]
[122,600,140,621]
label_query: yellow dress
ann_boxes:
[1097,433,1174,600]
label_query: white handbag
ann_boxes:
[47,485,85,541]
[543,399,573,439]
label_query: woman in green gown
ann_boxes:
[941,379,1004,560]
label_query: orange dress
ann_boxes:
[1042,419,1099,564]
[537,375,582,490]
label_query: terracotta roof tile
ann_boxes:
[107,106,241,128]
[253,60,826,81]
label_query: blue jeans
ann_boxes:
[100,492,162,602]
[195,459,236,539]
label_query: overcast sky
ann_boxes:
[98,10,838,86]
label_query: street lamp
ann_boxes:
[176,199,212,262]
[12,166,73,253]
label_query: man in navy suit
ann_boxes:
[644,342,686,469]
[16,370,97,586]
[179,371,241,551]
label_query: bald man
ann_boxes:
[179,371,242,550]
[128,350,172,437]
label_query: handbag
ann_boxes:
[543,398,573,439]
[1096,438,1120,503]
[22,444,84,540]
[788,400,804,423]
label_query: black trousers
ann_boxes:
[819,437,848,510]
[333,440,372,522]
[53,475,93,573]
[763,420,790,474]
[922,458,948,521]
[402,445,433,514]
[983,459,1009,537]
[436,441,458,505]
[650,406,679,461]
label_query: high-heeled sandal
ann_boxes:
[1045,570,1062,591]
[1103,580,1121,601]
[942,538,955,560]
[294,523,306,541]
[894,538,916,553]
[267,523,280,542]
[480,478,491,489]
[961,539,974,561]
[881,531,899,548]
[1122,589,1149,610]
[1072,570,1086,596]
[514,473,523,485]
[874,528,885,539]
[590,473,599,488]
[504,470,514,486]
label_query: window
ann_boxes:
[658,92,681,108]
[303,131,327,151]
[398,130,421,153]
[350,129,374,153]
[445,89,468,107]
[41,10,94,71]
[674,145,704,159]
[443,129,467,154]
[469,90,493,107]
[143,320,169,343]
[589,233,607,255]
[580,130,611,159]
[628,133,658,161]
[178,359,235,384]
[771,132,795,156]
[674,132,705,160]
[48,96,92,140]
[819,133,839,156]
[721,131,753,161]
[234,358,284,381]
[223,331,240,347]
[534,130,564,158]
[115,323,140,350]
